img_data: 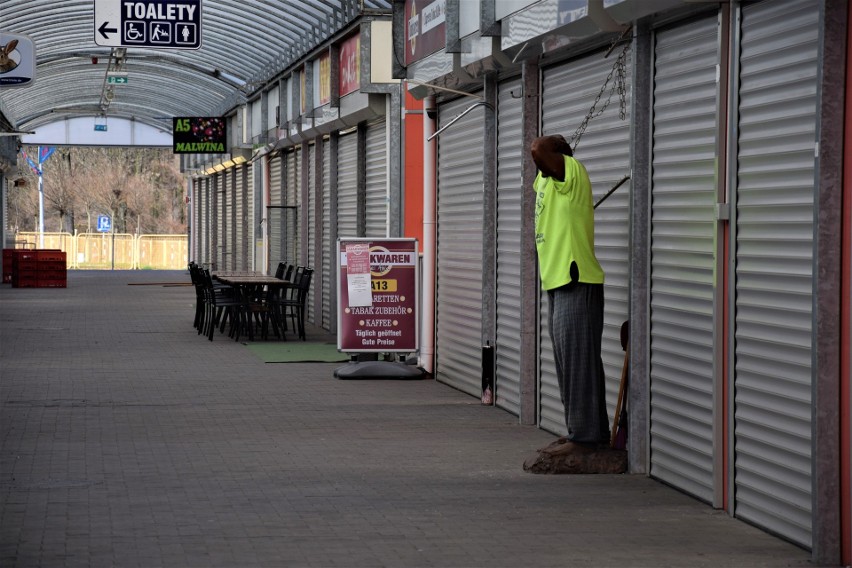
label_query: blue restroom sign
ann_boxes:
[93,0,202,50]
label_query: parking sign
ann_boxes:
[97,215,112,232]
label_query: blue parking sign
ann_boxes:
[97,215,112,232]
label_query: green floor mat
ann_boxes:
[244,341,349,363]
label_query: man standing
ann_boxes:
[531,134,609,453]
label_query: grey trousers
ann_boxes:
[547,283,609,444]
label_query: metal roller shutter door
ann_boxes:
[649,17,719,503]
[365,119,387,237]
[338,131,358,239]
[287,149,301,265]
[733,0,818,548]
[539,49,632,435]
[246,165,254,270]
[495,77,524,416]
[193,179,201,261]
[224,170,233,270]
[322,138,332,330]
[234,167,244,271]
[215,174,224,269]
[268,154,284,270]
[203,178,210,265]
[436,95,485,397]
[307,143,316,324]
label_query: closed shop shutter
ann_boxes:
[215,174,224,270]
[365,118,387,237]
[436,95,485,397]
[268,154,285,270]
[733,0,818,548]
[649,16,719,503]
[539,49,632,434]
[193,179,201,261]
[234,167,244,271]
[307,142,316,324]
[202,178,210,265]
[322,138,332,330]
[338,131,358,239]
[246,164,254,270]
[223,170,232,270]
[287,148,301,265]
[495,77,524,416]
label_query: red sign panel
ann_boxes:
[338,239,419,352]
[339,33,360,96]
[404,0,446,66]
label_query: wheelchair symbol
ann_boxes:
[124,21,145,42]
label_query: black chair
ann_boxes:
[272,267,313,340]
[200,269,251,341]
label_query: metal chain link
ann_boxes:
[570,39,630,151]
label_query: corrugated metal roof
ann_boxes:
[0,0,391,132]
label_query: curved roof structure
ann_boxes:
[0,0,391,134]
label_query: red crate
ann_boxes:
[38,269,66,280]
[2,249,13,283]
[37,261,67,273]
[35,250,65,262]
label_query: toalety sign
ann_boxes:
[172,117,226,153]
[94,0,202,49]
[338,239,419,353]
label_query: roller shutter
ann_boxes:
[214,174,223,270]
[234,167,244,270]
[338,131,359,239]
[322,138,332,330]
[732,0,818,548]
[365,118,388,237]
[202,178,210,266]
[246,164,254,270]
[268,154,285,270]
[307,142,316,324]
[539,48,633,434]
[226,169,235,270]
[495,77,524,416]
[649,17,719,503]
[287,148,301,265]
[193,179,201,261]
[435,95,485,397]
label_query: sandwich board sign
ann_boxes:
[337,238,419,353]
[94,0,202,49]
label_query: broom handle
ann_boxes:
[594,175,631,210]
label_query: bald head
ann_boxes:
[531,135,573,181]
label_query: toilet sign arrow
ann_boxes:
[97,21,117,40]
[93,0,202,49]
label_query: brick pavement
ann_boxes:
[0,270,813,567]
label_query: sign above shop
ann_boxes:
[404,0,446,66]
[172,117,226,154]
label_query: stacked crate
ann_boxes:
[5,249,67,288]
[35,250,67,287]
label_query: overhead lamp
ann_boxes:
[205,167,217,175]
[213,164,225,172]
[222,159,235,168]
[232,155,247,165]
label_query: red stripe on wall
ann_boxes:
[841,3,852,564]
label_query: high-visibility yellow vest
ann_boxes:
[534,155,604,290]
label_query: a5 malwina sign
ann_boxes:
[172,117,226,154]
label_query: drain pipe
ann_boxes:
[420,95,437,374]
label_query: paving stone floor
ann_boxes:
[0,270,813,567]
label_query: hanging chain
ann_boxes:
[570,38,630,151]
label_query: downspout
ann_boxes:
[420,95,437,374]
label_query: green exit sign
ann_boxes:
[107,75,128,85]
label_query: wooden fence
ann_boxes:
[14,232,188,270]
